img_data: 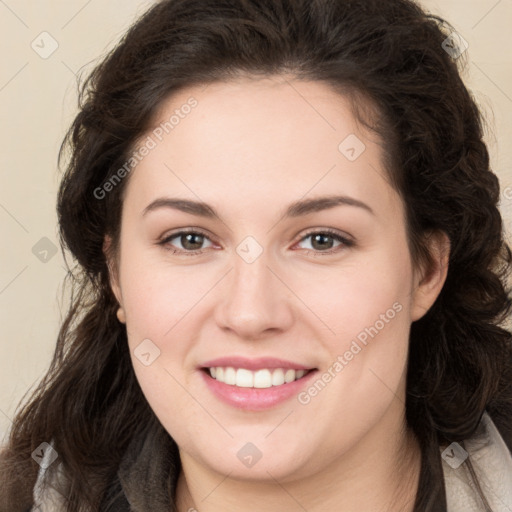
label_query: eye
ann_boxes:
[159,230,215,254]
[158,228,353,256]
[295,229,354,254]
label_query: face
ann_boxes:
[108,77,445,483]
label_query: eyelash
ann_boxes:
[158,228,355,257]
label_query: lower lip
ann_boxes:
[200,369,318,411]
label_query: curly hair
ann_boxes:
[1,0,511,510]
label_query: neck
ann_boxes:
[176,403,422,512]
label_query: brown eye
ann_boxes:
[180,233,205,250]
[311,233,335,250]
[160,230,214,253]
[296,230,354,254]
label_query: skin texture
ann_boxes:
[106,76,449,512]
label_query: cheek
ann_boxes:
[118,250,217,410]
[294,241,414,410]
[292,245,414,349]
[119,252,211,340]
[120,261,206,434]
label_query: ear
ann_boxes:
[410,230,450,322]
[103,235,123,307]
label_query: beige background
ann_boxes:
[1,0,511,444]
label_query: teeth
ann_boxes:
[271,369,285,386]
[208,367,309,388]
[284,369,295,383]
[254,369,272,388]
[224,367,236,385]
[236,368,253,388]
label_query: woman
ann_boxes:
[1,0,511,510]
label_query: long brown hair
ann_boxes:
[1,0,511,510]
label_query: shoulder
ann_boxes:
[442,411,512,511]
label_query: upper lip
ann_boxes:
[200,356,315,371]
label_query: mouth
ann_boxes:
[202,366,314,388]
[198,357,318,410]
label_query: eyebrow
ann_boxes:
[142,195,374,219]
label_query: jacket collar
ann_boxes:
[441,412,512,511]
[117,420,180,512]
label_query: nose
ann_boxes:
[214,250,294,341]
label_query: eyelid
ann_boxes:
[159,226,215,242]
[294,227,354,245]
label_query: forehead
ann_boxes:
[123,77,398,217]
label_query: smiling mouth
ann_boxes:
[202,367,315,388]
